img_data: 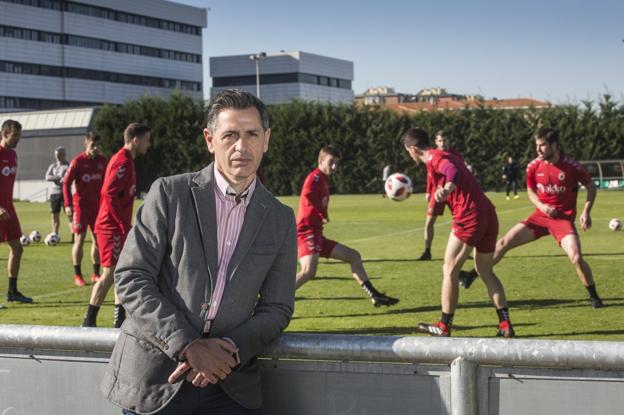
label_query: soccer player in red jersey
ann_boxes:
[82,123,151,327]
[0,120,32,306]
[63,133,107,286]
[402,127,514,337]
[459,127,603,308]
[418,130,466,261]
[295,146,399,307]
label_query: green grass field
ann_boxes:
[1,191,623,340]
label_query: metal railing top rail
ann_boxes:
[2,324,624,370]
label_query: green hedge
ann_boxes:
[93,93,624,195]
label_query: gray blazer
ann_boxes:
[101,164,296,414]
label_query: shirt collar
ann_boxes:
[213,165,256,206]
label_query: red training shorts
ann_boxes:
[451,209,499,253]
[72,203,98,234]
[0,213,21,243]
[297,227,338,259]
[96,230,127,267]
[521,211,577,245]
[427,201,446,217]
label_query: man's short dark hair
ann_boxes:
[536,127,558,144]
[85,131,100,143]
[1,119,21,135]
[124,123,151,144]
[206,89,269,132]
[435,129,446,138]
[401,127,430,148]
[319,145,340,160]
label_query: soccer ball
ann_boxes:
[385,173,413,201]
[19,234,31,246]
[29,230,42,243]
[44,233,61,246]
[608,218,622,231]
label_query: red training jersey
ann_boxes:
[296,168,330,230]
[526,155,592,219]
[63,152,107,207]
[95,148,136,235]
[0,144,17,213]
[426,149,493,220]
[426,147,464,195]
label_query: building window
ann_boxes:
[213,72,352,90]
[0,0,202,36]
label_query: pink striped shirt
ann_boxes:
[203,166,256,333]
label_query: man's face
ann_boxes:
[535,138,556,161]
[318,154,339,176]
[204,107,270,184]
[134,132,151,156]
[435,134,449,151]
[507,156,513,164]
[404,144,423,165]
[56,150,66,162]
[2,129,21,149]
[85,140,100,158]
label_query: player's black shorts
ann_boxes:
[50,193,63,214]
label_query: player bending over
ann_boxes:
[402,127,514,337]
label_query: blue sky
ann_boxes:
[174,0,624,104]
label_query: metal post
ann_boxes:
[255,59,260,98]
[451,356,478,415]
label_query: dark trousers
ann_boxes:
[506,179,519,196]
[122,382,263,415]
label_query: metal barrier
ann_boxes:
[2,325,624,414]
[581,159,624,189]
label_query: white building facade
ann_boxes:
[0,0,206,112]
[210,51,354,105]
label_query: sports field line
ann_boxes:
[343,205,532,244]
[32,287,83,301]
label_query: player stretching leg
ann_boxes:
[295,146,399,307]
[402,128,514,337]
[459,128,603,308]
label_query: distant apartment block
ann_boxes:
[0,0,206,112]
[210,51,354,105]
[356,86,550,112]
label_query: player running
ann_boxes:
[81,123,151,327]
[0,120,32,306]
[402,127,514,337]
[418,130,465,261]
[63,132,107,286]
[295,146,399,307]
[459,127,603,308]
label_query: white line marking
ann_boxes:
[343,205,531,244]
[32,288,82,301]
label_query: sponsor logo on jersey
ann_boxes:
[1,166,16,176]
[116,166,126,180]
[537,183,566,194]
[536,173,544,176]
[81,173,103,183]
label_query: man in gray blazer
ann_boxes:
[102,90,297,414]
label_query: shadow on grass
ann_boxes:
[520,328,624,338]
[503,252,624,259]
[293,322,537,336]
[320,258,443,265]
[8,300,115,308]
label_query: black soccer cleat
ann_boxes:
[371,293,399,307]
[496,320,515,338]
[590,297,604,309]
[459,270,478,289]
[417,321,450,337]
[81,320,96,328]
[417,251,432,261]
[7,291,33,304]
